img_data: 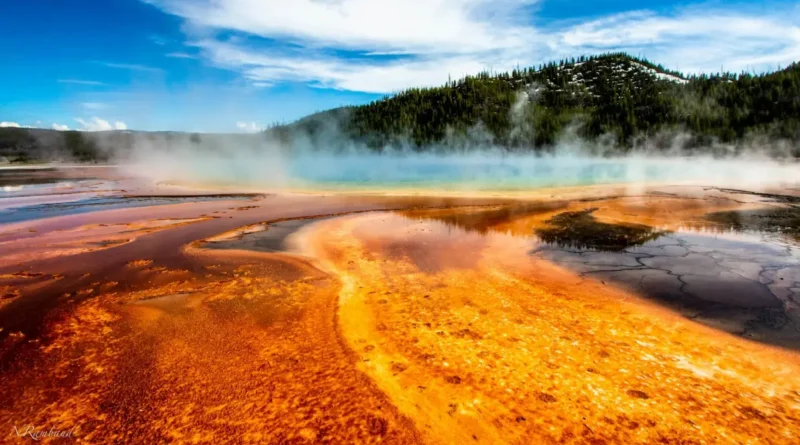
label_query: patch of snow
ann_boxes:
[630,61,688,84]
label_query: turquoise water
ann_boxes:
[128,152,800,191]
[279,154,800,190]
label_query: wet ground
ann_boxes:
[0,166,267,224]
[201,218,331,254]
[0,166,100,187]
[0,194,268,224]
[401,193,800,350]
[535,222,800,347]
[1,167,800,444]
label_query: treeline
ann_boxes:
[277,53,800,155]
[0,128,270,164]
[0,127,108,163]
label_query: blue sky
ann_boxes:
[1,0,798,133]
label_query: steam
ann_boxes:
[110,123,800,193]
[507,84,540,146]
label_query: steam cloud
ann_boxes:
[110,117,800,193]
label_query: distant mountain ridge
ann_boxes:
[2,53,799,163]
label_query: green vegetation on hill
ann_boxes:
[278,53,800,154]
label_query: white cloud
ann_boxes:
[74,117,128,132]
[149,0,538,55]
[198,40,492,93]
[236,121,263,133]
[147,0,800,93]
[0,122,21,128]
[560,12,794,48]
[52,123,70,131]
[553,11,800,73]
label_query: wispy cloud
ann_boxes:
[100,62,164,73]
[149,34,169,46]
[165,52,198,59]
[0,122,21,128]
[74,117,128,131]
[58,79,105,86]
[51,123,69,131]
[146,0,800,93]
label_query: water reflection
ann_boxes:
[533,208,667,251]
[707,207,800,240]
[400,201,568,235]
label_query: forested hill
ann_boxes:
[273,53,800,155]
[2,53,799,163]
